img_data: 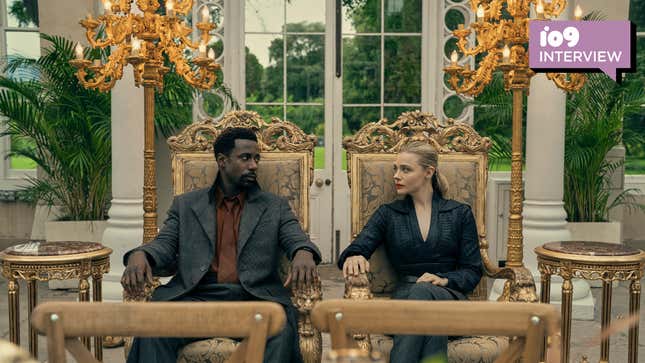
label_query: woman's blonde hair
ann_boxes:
[399,141,449,197]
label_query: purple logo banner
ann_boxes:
[529,20,633,81]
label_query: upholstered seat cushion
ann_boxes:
[371,335,509,363]
[177,338,239,363]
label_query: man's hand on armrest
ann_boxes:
[284,249,318,288]
[121,251,154,295]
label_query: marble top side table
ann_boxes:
[535,241,645,363]
[0,241,111,360]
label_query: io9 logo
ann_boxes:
[539,26,580,48]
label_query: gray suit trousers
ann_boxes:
[126,273,300,363]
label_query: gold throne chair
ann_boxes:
[128,110,323,363]
[342,111,538,362]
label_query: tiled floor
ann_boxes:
[1,264,643,362]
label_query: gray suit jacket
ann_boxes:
[124,184,322,305]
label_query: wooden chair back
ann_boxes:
[31,301,286,363]
[311,299,561,363]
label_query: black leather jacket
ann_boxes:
[338,194,483,295]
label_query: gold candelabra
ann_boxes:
[444,0,586,271]
[70,0,221,243]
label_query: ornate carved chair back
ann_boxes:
[343,111,495,299]
[168,110,315,232]
[166,110,323,363]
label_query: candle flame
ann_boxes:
[574,4,583,19]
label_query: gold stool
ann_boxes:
[0,240,111,360]
[535,241,645,363]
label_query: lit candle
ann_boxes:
[166,0,175,17]
[574,4,583,20]
[74,43,84,60]
[200,6,210,23]
[131,37,141,56]
[198,42,207,57]
[502,44,511,63]
[476,5,485,22]
[450,50,458,66]
[208,48,215,60]
[103,0,112,15]
[536,0,544,18]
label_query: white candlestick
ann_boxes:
[166,0,175,17]
[75,43,84,60]
[198,43,207,57]
[200,6,210,23]
[450,50,458,66]
[476,5,485,22]
[502,45,511,63]
[103,0,112,15]
[131,38,141,56]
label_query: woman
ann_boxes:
[338,141,482,363]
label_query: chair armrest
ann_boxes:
[291,279,323,363]
[344,272,373,300]
[343,272,373,352]
[122,279,161,302]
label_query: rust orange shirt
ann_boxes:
[211,188,245,283]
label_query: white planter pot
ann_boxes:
[567,221,622,287]
[567,222,622,244]
[45,220,108,289]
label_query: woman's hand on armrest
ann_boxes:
[342,255,370,278]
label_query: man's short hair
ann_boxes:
[213,127,258,157]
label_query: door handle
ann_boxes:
[315,178,332,187]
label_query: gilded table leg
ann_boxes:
[539,271,551,362]
[79,277,91,351]
[8,279,20,345]
[27,280,38,358]
[600,280,612,363]
[92,275,103,361]
[628,279,641,363]
[561,276,573,363]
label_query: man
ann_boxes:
[122,127,321,363]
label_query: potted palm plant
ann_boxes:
[564,74,645,242]
[0,33,236,245]
[471,71,645,245]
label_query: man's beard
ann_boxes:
[238,172,257,187]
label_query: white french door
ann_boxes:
[226,0,471,263]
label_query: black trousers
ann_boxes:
[126,273,301,363]
[389,281,463,363]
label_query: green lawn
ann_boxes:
[10,156,36,169]
[626,157,645,175]
[314,147,347,170]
